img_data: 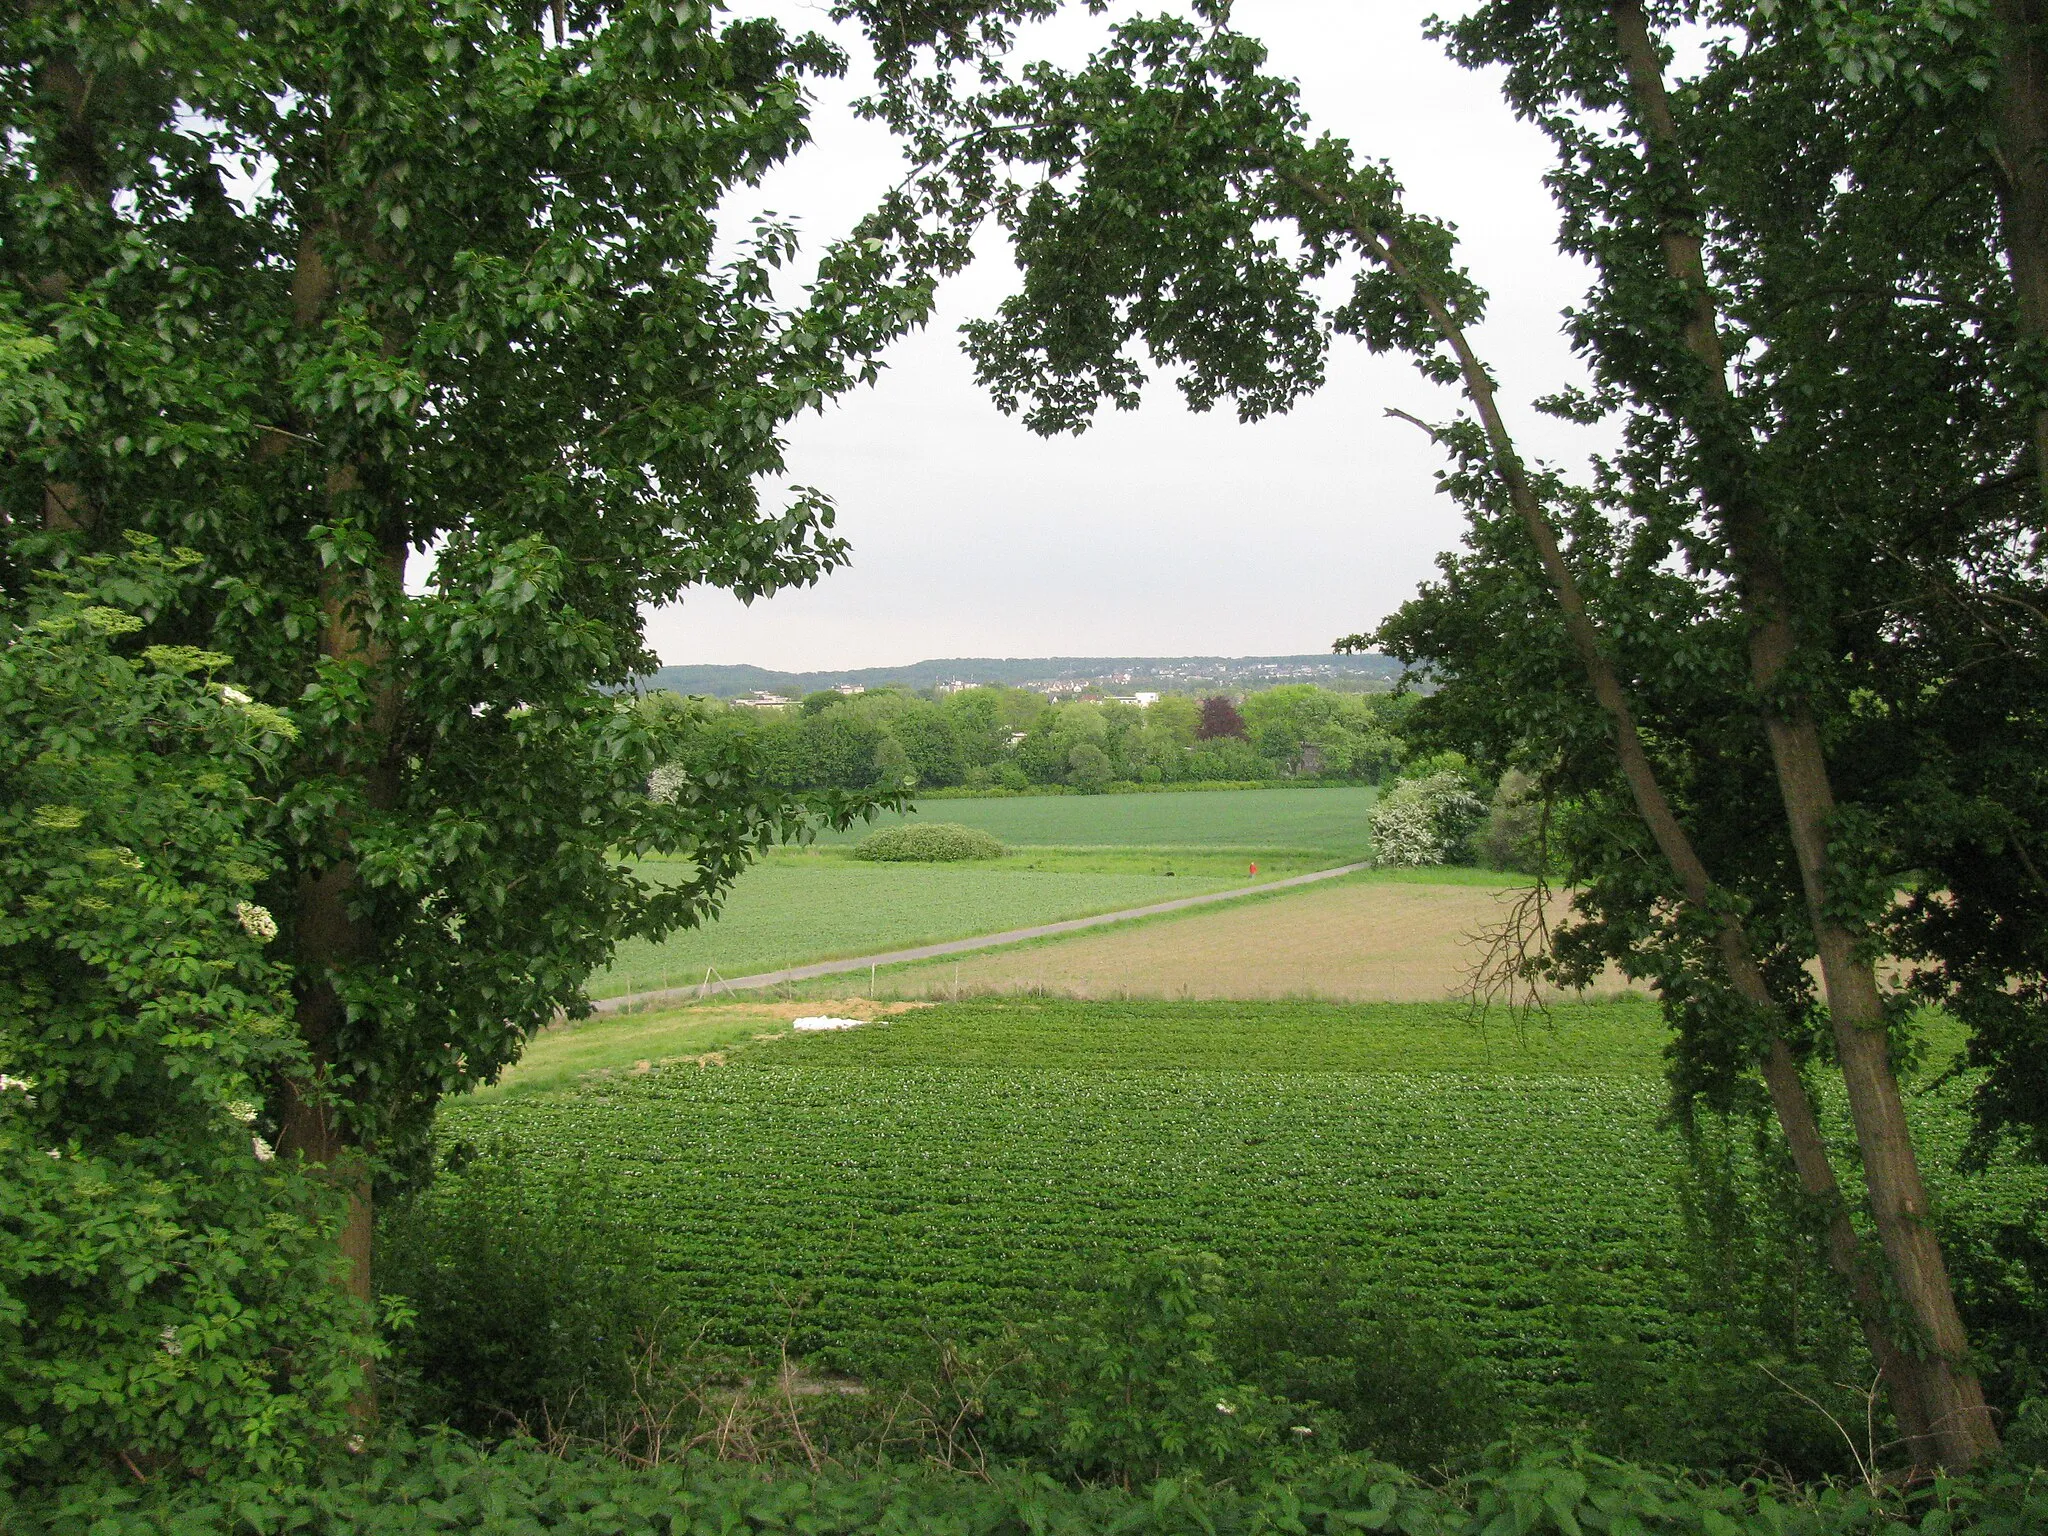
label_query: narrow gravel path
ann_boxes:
[590,861,1373,1013]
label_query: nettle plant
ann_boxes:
[0,542,371,1482]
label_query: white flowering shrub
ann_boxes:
[0,545,370,1483]
[1369,772,1486,867]
[646,762,689,804]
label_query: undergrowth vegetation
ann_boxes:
[24,1429,2048,1535]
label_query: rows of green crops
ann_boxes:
[441,999,2044,1410]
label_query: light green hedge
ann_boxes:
[851,823,1008,861]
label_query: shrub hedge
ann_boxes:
[851,823,1008,861]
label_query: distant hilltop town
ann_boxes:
[637,653,1402,704]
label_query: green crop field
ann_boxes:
[440,998,2044,1415]
[801,785,1379,857]
[595,863,1235,996]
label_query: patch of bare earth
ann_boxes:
[892,879,1642,1003]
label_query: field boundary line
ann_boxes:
[591,861,1372,1013]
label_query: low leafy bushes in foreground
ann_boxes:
[0,547,373,1489]
[376,1158,2042,1498]
[951,1252,1509,1482]
[114,1165,2028,1536]
[15,1432,2048,1536]
[378,1144,675,1441]
[1213,1256,1509,1470]
[379,1158,1505,1477]
[852,823,1008,861]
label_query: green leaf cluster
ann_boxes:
[11,1418,2048,1533]
[0,543,370,1483]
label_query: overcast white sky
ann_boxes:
[644,1,1602,671]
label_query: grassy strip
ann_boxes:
[481,993,1641,1100]
[474,1001,923,1102]
[799,784,1381,854]
[919,777,1378,798]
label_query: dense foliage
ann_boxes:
[654,683,1410,794]
[17,1427,2048,1536]
[377,1143,668,1443]
[1369,0,2048,1169]
[11,0,2047,1497]
[850,822,1008,861]
[1368,771,1486,868]
[0,544,368,1481]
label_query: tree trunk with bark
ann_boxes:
[1279,140,1947,1452]
[31,54,99,533]
[1359,209,1943,1463]
[1608,0,1998,1465]
[263,231,408,1424]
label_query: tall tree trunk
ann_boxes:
[275,465,406,1424]
[1992,0,2048,509]
[1609,0,1997,1465]
[1356,211,1940,1463]
[1281,146,1944,1453]
[282,860,375,1322]
[33,54,99,533]
[265,230,407,1421]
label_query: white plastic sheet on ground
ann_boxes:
[791,1016,866,1032]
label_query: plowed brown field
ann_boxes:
[878,875,1642,1003]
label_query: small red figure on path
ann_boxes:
[1249,861,1257,877]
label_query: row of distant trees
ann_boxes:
[651,684,1415,793]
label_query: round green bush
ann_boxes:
[852,823,1008,862]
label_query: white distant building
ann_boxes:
[732,691,794,710]
[834,683,866,695]
[934,680,974,695]
[1112,692,1160,708]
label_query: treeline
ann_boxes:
[650,684,1415,793]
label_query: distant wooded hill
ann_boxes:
[637,653,1402,699]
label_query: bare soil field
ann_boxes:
[870,875,1642,1003]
